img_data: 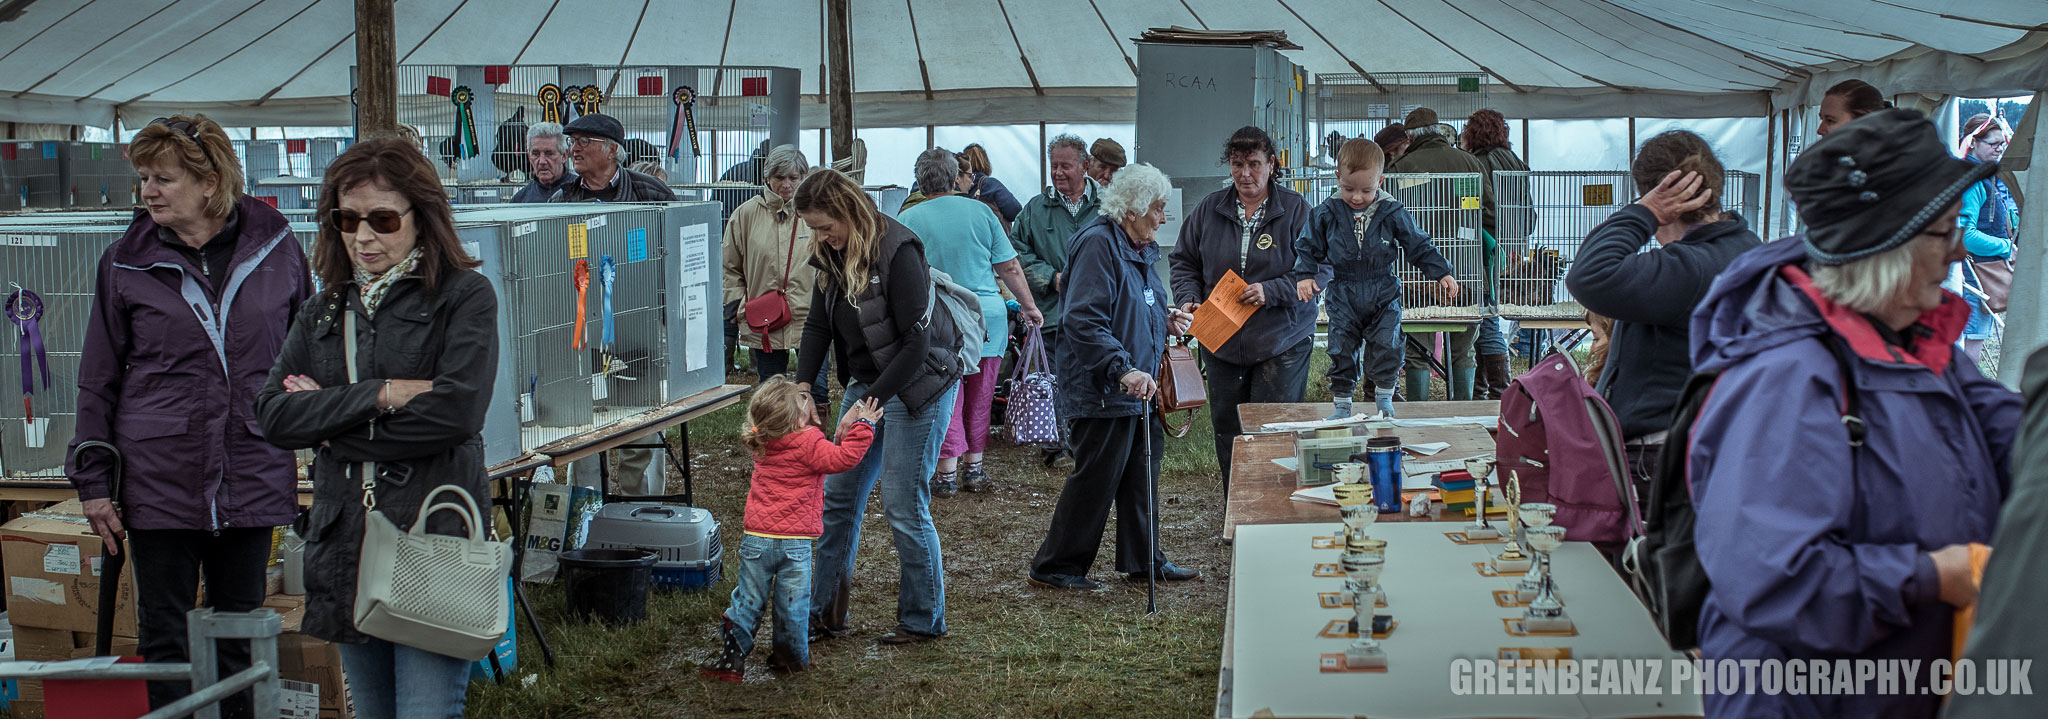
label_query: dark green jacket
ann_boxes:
[1387,132,1497,237]
[1008,184,1101,330]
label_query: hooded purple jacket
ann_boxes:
[67,195,312,531]
[1687,237,2018,718]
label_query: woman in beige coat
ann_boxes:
[724,145,829,408]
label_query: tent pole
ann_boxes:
[1626,117,1636,169]
[354,0,398,139]
[1763,109,1776,236]
[1996,90,2048,389]
[1039,121,1048,190]
[827,0,853,163]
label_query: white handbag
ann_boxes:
[343,311,511,660]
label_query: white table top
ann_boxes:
[1227,522,1704,719]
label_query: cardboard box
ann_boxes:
[1,500,139,637]
[14,625,140,707]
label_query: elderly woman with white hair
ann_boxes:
[1685,109,2019,719]
[1028,163,1199,590]
[898,148,1045,495]
[722,144,830,409]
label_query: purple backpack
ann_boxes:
[1495,353,1643,547]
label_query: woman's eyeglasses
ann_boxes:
[329,207,415,234]
[569,136,610,147]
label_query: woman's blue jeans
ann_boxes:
[338,638,470,719]
[810,380,959,637]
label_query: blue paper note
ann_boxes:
[627,228,647,262]
[41,143,55,159]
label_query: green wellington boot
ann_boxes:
[1451,366,1477,402]
[1403,369,1431,402]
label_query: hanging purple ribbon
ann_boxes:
[7,288,49,398]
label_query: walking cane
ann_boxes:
[71,441,125,657]
[1141,400,1157,615]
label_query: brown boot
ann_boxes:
[1480,353,1511,400]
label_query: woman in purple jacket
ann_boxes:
[1687,109,2018,718]
[68,114,311,717]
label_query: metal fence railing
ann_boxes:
[1314,72,1490,161]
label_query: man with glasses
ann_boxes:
[548,113,675,203]
[511,122,577,203]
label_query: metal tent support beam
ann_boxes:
[1996,89,2048,389]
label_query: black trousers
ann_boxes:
[129,527,272,719]
[1203,337,1314,488]
[1031,414,1169,576]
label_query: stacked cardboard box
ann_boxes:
[0,502,351,718]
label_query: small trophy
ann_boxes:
[1515,503,1557,601]
[1521,525,1574,632]
[1334,482,1377,545]
[1491,472,1532,573]
[1344,534,1386,607]
[1463,458,1500,540]
[1342,553,1388,668]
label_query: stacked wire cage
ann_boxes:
[1383,172,1486,318]
[1313,72,1490,163]
[363,64,798,187]
[1492,169,1769,319]
[0,222,121,477]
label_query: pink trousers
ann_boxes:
[941,357,1004,459]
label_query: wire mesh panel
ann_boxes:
[1382,172,1485,317]
[365,64,798,186]
[1314,72,1490,160]
[1493,171,1632,317]
[1723,171,1761,224]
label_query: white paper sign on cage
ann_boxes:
[23,417,48,449]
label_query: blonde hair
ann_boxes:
[128,114,243,218]
[1810,235,1921,313]
[793,169,882,302]
[1337,138,1384,175]
[742,376,815,455]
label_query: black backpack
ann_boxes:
[1625,335,1866,651]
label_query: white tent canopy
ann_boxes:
[1,0,2045,129]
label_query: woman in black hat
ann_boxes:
[1683,109,2019,719]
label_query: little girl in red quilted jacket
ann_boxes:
[703,377,882,680]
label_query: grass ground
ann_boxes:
[463,342,1528,718]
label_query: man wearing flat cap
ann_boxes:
[1386,106,1496,401]
[549,113,676,203]
[1684,108,2019,719]
[1087,138,1125,186]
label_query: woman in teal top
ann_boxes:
[900,148,1045,496]
[1955,113,2016,363]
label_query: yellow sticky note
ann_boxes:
[1583,184,1614,206]
[568,223,588,259]
[1460,197,1481,210]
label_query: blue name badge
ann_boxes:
[1143,288,1156,306]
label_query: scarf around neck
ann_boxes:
[352,249,422,318]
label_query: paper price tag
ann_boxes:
[44,544,80,575]
[1,234,57,247]
[89,555,103,577]
[1460,196,1481,210]
[592,373,609,401]
[568,223,588,259]
[1582,184,1614,206]
[514,222,537,237]
[1367,103,1390,119]
[586,214,608,230]
[519,392,536,422]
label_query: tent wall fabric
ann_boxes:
[1,0,2044,129]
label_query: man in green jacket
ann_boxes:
[1009,133,1101,467]
[1387,107,1495,402]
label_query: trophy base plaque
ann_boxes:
[1516,584,1541,603]
[1522,612,1575,634]
[1492,556,1532,573]
[1344,643,1389,669]
[1463,525,1500,540]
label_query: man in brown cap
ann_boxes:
[1087,138,1125,186]
[1386,106,1495,402]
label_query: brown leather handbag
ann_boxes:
[1157,337,1207,438]
[1970,256,2013,314]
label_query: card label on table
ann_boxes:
[1318,591,1385,609]
[1502,617,1579,637]
[1446,530,1504,544]
[1311,536,1340,549]
[1493,589,1530,608]
[1319,653,1390,674]
[1475,561,1528,577]
[1318,618,1395,639]
[1312,562,1343,577]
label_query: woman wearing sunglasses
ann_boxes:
[67,113,310,718]
[255,137,497,719]
[1955,113,2017,362]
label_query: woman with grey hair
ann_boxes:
[722,144,829,408]
[1029,163,1199,590]
[898,148,1044,495]
[1683,109,2017,719]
